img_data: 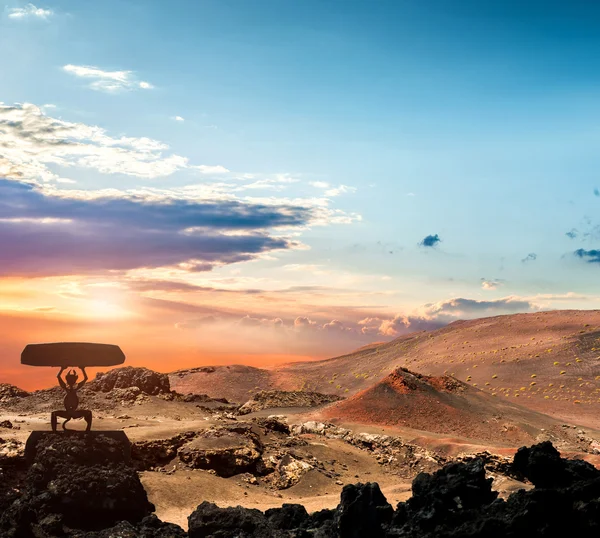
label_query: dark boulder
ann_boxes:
[512,441,566,487]
[188,501,273,538]
[409,459,497,512]
[512,441,599,488]
[0,433,154,536]
[335,482,393,538]
[265,503,310,530]
[77,515,187,537]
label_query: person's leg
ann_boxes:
[51,410,69,432]
[71,410,93,432]
[62,411,74,430]
[83,410,92,432]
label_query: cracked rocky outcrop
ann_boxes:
[0,433,162,537]
[266,453,313,489]
[187,441,600,537]
[178,425,266,478]
[454,451,514,477]
[253,416,290,435]
[89,367,171,396]
[291,421,444,477]
[238,390,342,415]
[0,383,29,404]
[131,425,271,477]
[132,432,198,471]
[0,437,23,463]
[4,439,600,536]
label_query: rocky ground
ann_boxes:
[2,430,600,536]
[3,366,600,535]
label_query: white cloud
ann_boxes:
[195,165,230,175]
[63,64,154,93]
[481,278,504,290]
[0,103,197,181]
[358,296,541,338]
[8,3,52,19]
[325,184,356,197]
[0,102,360,229]
[173,116,185,122]
[310,181,356,197]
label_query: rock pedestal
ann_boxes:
[24,430,132,463]
[1,432,156,537]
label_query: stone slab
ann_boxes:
[21,342,126,367]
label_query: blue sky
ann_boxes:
[1,0,600,381]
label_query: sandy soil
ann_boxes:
[171,310,600,429]
[0,395,549,531]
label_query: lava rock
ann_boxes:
[76,515,187,537]
[268,453,313,489]
[0,383,29,404]
[409,459,498,512]
[265,503,310,530]
[254,416,290,435]
[188,501,274,538]
[512,441,598,489]
[335,482,393,538]
[132,432,197,471]
[238,390,342,415]
[89,367,171,395]
[0,433,154,536]
[178,425,264,478]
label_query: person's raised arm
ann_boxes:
[57,366,67,390]
[78,366,88,389]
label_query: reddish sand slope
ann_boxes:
[170,365,275,403]
[170,310,600,428]
[321,367,583,446]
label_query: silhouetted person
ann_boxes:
[51,366,92,432]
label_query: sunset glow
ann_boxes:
[2,1,600,390]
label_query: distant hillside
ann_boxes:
[170,310,600,428]
[170,364,275,403]
[320,367,572,446]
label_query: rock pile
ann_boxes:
[179,425,266,478]
[0,437,23,463]
[238,390,342,415]
[132,431,198,471]
[291,421,444,476]
[133,425,269,478]
[3,440,600,536]
[0,433,184,537]
[186,442,600,537]
[0,383,29,403]
[89,366,171,395]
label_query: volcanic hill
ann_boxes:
[170,310,600,428]
[320,367,575,446]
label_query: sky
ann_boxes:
[1,0,600,389]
